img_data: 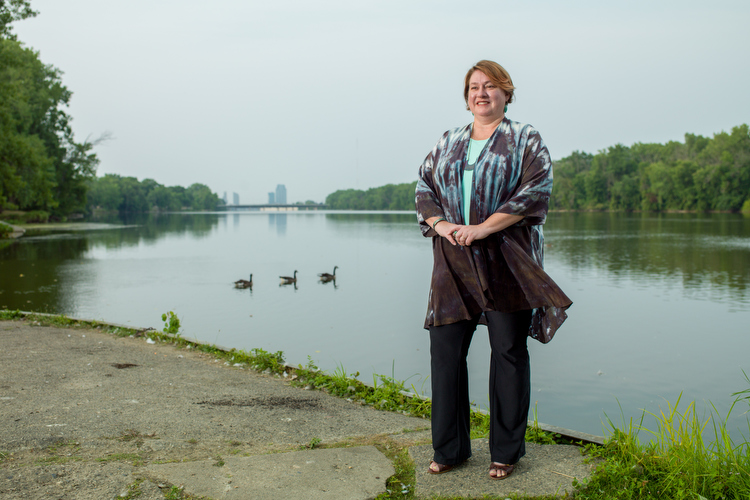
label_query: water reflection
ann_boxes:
[269,213,287,235]
[546,212,750,309]
[0,213,221,313]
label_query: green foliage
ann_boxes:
[0,36,99,217]
[0,309,23,319]
[161,311,181,336]
[326,181,417,210]
[574,391,750,500]
[300,437,322,450]
[113,479,145,500]
[87,174,221,212]
[0,221,10,238]
[551,124,750,213]
[0,0,36,40]
[2,209,49,223]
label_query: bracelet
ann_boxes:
[432,217,446,230]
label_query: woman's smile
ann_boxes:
[468,70,507,120]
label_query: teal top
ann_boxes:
[463,138,488,224]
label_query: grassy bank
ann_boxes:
[2,309,748,499]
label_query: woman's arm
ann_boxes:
[452,213,524,246]
[425,216,462,246]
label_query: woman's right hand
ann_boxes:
[434,220,462,246]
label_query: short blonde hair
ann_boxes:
[463,60,516,111]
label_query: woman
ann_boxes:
[415,60,572,480]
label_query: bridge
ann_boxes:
[219,204,328,212]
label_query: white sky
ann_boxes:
[14,0,750,204]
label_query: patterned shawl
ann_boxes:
[415,117,571,343]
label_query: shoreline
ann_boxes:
[0,311,598,499]
[3,309,604,446]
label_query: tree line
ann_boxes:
[86,174,220,212]
[550,124,750,212]
[325,182,417,210]
[325,125,750,213]
[1,1,98,218]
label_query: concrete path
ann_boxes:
[0,318,598,499]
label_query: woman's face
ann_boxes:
[467,70,507,120]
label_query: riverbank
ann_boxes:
[0,313,597,499]
[0,220,25,239]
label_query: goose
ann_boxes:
[280,270,298,285]
[234,274,253,289]
[318,266,338,282]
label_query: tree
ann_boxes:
[0,0,36,40]
[0,35,98,215]
[185,183,219,210]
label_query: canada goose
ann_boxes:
[280,270,298,285]
[234,274,253,289]
[318,266,338,282]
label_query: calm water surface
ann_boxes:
[2,211,749,440]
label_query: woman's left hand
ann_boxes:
[453,213,525,246]
[453,225,491,246]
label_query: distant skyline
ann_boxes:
[13,0,750,204]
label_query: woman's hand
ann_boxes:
[453,224,490,246]
[434,220,462,246]
[453,213,525,246]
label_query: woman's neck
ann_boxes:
[471,115,504,140]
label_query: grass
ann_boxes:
[573,389,750,500]
[299,437,322,450]
[98,453,144,466]
[114,479,144,500]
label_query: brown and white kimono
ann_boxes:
[415,117,572,343]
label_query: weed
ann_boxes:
[98,453,143,466]
[247,347,285,373]
[525,403,561,445]
[119,429,157,442]
[46,439,81,454]
[374,442,415,500]
[164,486,184,500]
[187,438,198,445]
[0,309,24,320]
[574,389,750,499]
[161,311,181,336]
[300,437,322,450]
[114,479,144,500]
[35,456,84,464]
[213,455,225,467]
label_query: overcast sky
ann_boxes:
[14,0,750,204]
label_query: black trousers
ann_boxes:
[429,309,532,465]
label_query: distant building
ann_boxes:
[233,192,239,205]
[268,192,275,204]
[222,192,227,204]
[275,184,287,205]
